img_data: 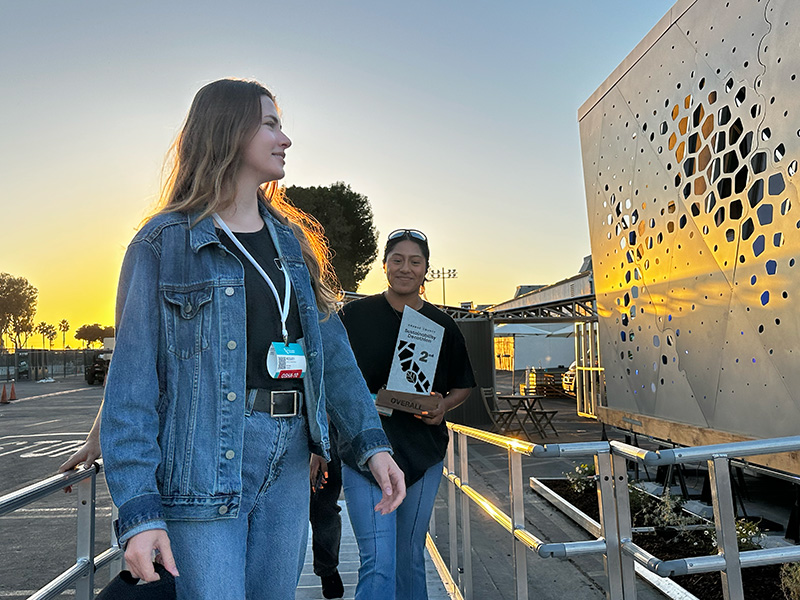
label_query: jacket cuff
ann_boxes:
[357,445,394,470]
[117,519,169,547]
[116,493,166,546]
[351,427,392,468]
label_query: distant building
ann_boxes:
[513,285,545,298]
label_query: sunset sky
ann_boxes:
[0,1,675,346]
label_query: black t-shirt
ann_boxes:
[338,293,476,486]
[218,226,304,392]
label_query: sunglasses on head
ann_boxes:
[387,229,427,242]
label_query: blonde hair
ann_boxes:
[154,78,340,313]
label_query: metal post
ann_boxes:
[709,456,744,600]
[612,454,636,599]
[75,470,97,599]
[594,321,604,409]
[596,451,624,599]
[574,322,581,413]
[509,450,528,600]
[459,434,473,600]
[588,322,598,415]
[429,500,437,543]
[109,503,124,573]
[447,428,459,580]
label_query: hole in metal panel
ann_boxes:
[748,179,764,207]
[729,199,743,219]
[769,173,786,195]
[753,234,766,257]
[741,217,755,241]
[729,117,743,144]
[735,165,749,194]
[751,151,768,174]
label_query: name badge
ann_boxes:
[267,342,306,379]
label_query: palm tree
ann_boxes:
[35,322,50,349]
[59,319,69,349]
[45,325,57,349]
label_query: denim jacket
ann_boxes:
[100,204,391,545]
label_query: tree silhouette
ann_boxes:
[59,319,70,349]
[0,273,38,349]
[285,182,378,292]
[35,322,50,349]
[75,323,106,348]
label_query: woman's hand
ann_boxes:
[366,451,406,514]
[58,425,101,493]
[417,388,472,427]
[125,529,179,582]
[59,437,101,473]
[417,392,446,426]
[310,453,328,492]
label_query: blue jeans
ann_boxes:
[342,461,443,600]
[166,409,311,600]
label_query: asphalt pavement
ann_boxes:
[0,376,111,598]
[0,376,670,600]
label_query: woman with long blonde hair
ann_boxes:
[90,78,405,599]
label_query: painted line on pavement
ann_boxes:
[1,387,94,405]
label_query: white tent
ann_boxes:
[494,323,574,370]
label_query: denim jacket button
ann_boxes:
[225,287,235,296]
[183,303,192,314]
[227,392,236,401]
[218,505,229,515]
[227,340,237,350]
[225,450,235,459]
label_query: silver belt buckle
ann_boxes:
[271,390,299,417]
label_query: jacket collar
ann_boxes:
[186,202,287,253]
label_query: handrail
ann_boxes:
[617,435,800,465]
[440,422,800,600]
[448,423,535,454]
[0,461,123,600]
[0,463,99,515]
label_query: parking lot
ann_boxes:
[0,378,114,598]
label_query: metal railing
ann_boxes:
[437,423,800,600]
[0,462,122,600]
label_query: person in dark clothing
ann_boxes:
[338,229,477,600]
[309,428,344,599]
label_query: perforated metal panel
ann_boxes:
[579,0,800,447]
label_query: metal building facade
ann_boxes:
[579,0,800,472]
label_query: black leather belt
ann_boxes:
[248,389,302,417]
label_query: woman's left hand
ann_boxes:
[367,451,406,514]
[418,392,446,426]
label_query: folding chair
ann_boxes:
[480,387,516,434]
[529,409,559,437]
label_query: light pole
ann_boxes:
[428,267,457,306]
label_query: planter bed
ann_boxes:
[532,478,786,600]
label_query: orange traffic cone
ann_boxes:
[0,385,7,404]
[9,382,16,401]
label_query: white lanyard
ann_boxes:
[213,214,292,345]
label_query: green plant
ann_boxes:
[702,518,765,552]
[641,491,693,528]
[565,462,596,495]
[627,483,651,523]
[780,562,800,600]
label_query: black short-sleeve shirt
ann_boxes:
[218,226,304,392]
[338,293,476,486]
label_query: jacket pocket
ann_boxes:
[163,285,213,359]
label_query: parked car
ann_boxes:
[561,361,577,395]
[84,338,114,385]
